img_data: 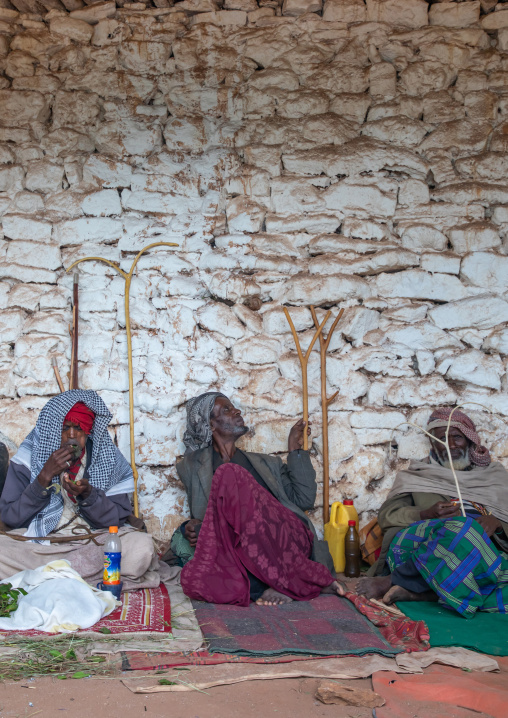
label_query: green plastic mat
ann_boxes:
[397,601,508,656]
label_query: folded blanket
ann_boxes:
[0,559,118,633]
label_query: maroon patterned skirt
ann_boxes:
[181,463,334,606]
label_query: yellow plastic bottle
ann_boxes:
[324,500,359,573]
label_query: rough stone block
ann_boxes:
[461,251,508,292]
[82,190,122,217]
[50,17,94,43]
[323,0,366,23]
[226,196,266,233]
[482,9,508,30]
[0,90,50,126]
[429,294,508,330]
[449,222,501,253]
[4,51,36,79]
[197,302,246,340]
[400,61,456,97]
[94,120,163,158]
[0,166,24,193]
[54,217,123,245]
[386,376,458,407]
[282,0,322,15]
[6,241,61,271]
[483,327,508,355]
[41,129,95,158]
[52,91,100,129]
[324,183,396,218]
[284,274,369,305]
[376,269,468,302]
[366,0,428,28]
[420,252,460,275]
[119,41,171,74]
[429,1,480,28]
[441,348,503,390]
[2,215,52,242]
[232,335,281,364]
[192,9,247,25]
[0,308,25,343]
[25,161,64,194]
[70,1,116,25]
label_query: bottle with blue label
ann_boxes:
[102,526,122,599]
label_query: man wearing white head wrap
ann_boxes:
[174,392,343,606]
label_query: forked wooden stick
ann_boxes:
[67,242,178,518]
[310,306,345,525]
[283,307,330,451]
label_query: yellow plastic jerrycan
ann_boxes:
[324,500,359,574]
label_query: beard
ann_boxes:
[438,448,471,471]
[222,420,249,438]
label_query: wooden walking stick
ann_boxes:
[51,357,65,393]
[310,306,345,524]
[66,242,179,518]
[283,307,330,451]
[69,273,79,390]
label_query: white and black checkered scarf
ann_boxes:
[11,390,134,538]
[183,392,226,454]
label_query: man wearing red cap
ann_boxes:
[0,391,158,591]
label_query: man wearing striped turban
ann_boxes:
[357,407,508,617]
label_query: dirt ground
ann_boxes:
[0,676,375,718]
[1,663,507,718]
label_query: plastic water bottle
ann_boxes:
[102,526,122,599]
[344,520,361,578]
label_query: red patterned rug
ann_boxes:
[0,584,172,638]
[123,593,429,671]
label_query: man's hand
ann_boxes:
[61,473,92,500]
[288,418,311,453]
[475,515,502,537]
[185,519,202,547]
[37,447,75,488]
[420,501,461,521]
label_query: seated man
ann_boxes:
[175,391,343,606]
[0,390,158,590]
[358,408,508,617]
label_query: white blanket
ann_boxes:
[0,560,119,633]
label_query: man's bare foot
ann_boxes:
[321,580,348,597]
[356,575,392,600]
[256,588,293,606]
[383,585,438,604]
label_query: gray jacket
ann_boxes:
[176,446,334,573]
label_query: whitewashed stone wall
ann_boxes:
[0,0,508,539]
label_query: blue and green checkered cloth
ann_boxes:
[388,517,508,618]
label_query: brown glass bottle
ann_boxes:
[344,520,361,578]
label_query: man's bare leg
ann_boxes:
[383,585,438,604]
[256,588,293,606]
[356,575,392,599]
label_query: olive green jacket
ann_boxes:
[176,446,334,573]
[370,492,508,576]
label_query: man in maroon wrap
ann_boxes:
[176,392,344,606]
